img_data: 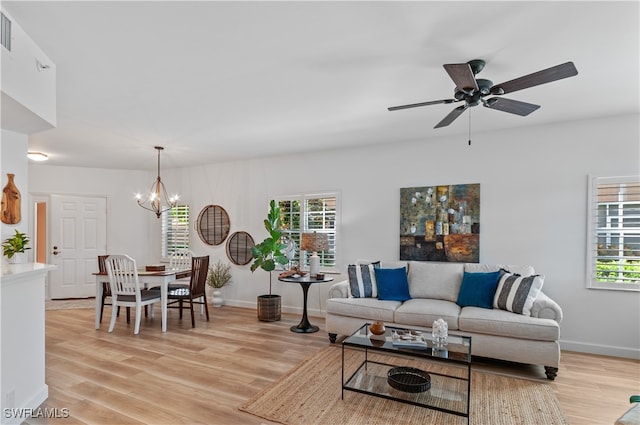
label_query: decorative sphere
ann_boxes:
[370,321,386,335]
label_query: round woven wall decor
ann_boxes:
[226,231,255,266]
[196,205,230,246]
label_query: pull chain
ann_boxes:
[468,108,472,146]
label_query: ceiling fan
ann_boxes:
[388,59,578,128]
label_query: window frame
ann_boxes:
[275,192,340,273]
[586,175,640,291]
[161,204,190,261]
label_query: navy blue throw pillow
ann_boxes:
[456,271,502,309]
[375,267,411,302]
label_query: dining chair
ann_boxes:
[167,255,210,328]
[104,254,162,335]
[99,255,133,323]
[168,249,193,289]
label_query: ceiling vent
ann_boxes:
[1,12,11,51]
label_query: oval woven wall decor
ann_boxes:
[226,231,255,266]
[196,205,230,246]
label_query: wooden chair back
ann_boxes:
[104,254,141,298]
[170,249,192,271]
[189,255,209,298]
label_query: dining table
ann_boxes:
[93,268,191,332]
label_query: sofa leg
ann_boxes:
[545,366,558,380]
[328,333,337,343]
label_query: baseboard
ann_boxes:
[561,339,640,360]
[222,300,325,318]
[1,385,48,425]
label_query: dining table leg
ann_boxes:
[161,280,168,332]
[95,278,103,329]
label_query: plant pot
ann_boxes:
[212,289,224,308]
[8,253,24,264]
[257,294,281,322]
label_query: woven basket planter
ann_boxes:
[257,294,281,322]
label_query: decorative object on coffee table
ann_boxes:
[251,200,289,322]
[432,318,449,347]
[387,366,431,393]
[370,321,386,335]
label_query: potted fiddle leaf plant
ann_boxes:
[250,200,289,322]
[207,259,232,308]
[2,229,31,264]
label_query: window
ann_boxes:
[587,176,640,291]
[161,205,190,259]
[277,193,339,272]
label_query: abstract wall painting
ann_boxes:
[400,183,480,263]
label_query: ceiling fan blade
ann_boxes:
[443,63,479,92]
[434,105,468,128]
[492,62,578,94]
[387,99,456,111]
[485,97,540,116]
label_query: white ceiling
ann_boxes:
[3,1,639,171]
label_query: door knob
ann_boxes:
[52,246,60,255]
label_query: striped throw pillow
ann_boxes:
[493,272,544,316]
[348,262,380,298]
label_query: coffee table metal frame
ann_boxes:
[341,323,471,424]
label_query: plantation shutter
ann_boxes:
[162,205,190,259]
[587,176,640,290]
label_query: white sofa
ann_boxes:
[325,260,564,380]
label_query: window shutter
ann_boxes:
[588,176,640,290]
[162,205,190,259]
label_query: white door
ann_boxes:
[49,195,107,299]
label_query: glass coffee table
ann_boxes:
[342,323,471,424]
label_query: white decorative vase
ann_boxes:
[8,253,24,264]
[212,289,224,308]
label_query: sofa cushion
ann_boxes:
[494,272,544,316]
[465,263,535,277]
[375,267,411,301]
[407,261,464,302]
[456,271,501,309]
[347,262,380,298]
[459,306,559,341]
[394,299,460,330]
[326,297,400,322]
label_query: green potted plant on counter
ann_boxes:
[207,259,232,308]
[2,229,31,264]
[250,200,289,321]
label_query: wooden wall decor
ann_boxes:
[1,173,21,224]
[226,231,255,266]
[196,205,230,246]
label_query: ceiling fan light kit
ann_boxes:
[388,59,578,129]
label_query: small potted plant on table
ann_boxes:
[2,229,31,264]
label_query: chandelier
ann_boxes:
[135,146,179,218]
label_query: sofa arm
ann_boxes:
[530,291,563,323]
[328,280,349,299]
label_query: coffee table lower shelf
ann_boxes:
[342,359,470,422]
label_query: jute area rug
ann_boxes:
[239,345,568,425]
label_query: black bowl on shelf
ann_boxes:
[387,366,431,393]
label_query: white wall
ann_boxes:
[29,114,640,359]
[0,129,29,249]
[28,165,153,264]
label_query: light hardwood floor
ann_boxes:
[26,305,639,424]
